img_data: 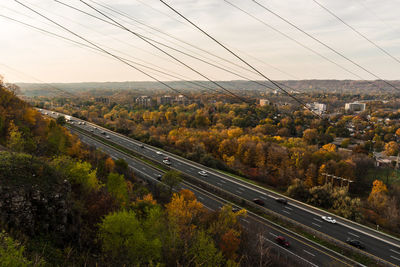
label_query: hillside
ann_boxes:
[17,80,400,97]
[0,77,287,267]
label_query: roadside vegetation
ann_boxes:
[32,89,400,236]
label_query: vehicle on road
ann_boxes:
[101,131,106,135]
[90,129,94,132]
[106,135,110,139]
[252,198,265,206]
[162,159,171,166]
[346,238,365,249]
[275,236,290,248]
[156,151,163,155]
[276,198,288,204]
[198,170,208,176]
[321,216,336,224]
[232,206,240,213]
[156,174,162,181]
[139,144,144,148]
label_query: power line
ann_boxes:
[86,0,262,78]
[77,0,249,103]
[0,14,217,93]
[312,0,400,65]
[54,0,285,93]
[14,0,189,99]
[223,0,375,84]
[88,0,303,88]
[251,0,400,92]
[158,0,322,118]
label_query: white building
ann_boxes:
[306,102,327,114]
[345,102,366,112]
[135,96,153,107]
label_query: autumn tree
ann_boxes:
[384,141,399,156]
[368,180,388,215]
[303,128,318,145]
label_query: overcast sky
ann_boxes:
[0,0,399,83]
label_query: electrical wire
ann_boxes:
[312,0,400,65]
[14,0,190,99]
[251,0,400,92]
[158,0,322,118]
[0,14,218,92]
[54,1,277,91]
[77,0,249,102]
[223,0,374,83]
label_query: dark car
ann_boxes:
[346,238,365,249]
[252,198,265,206]
[276,198,288,204]
[275,236,290,248]
[231,206,240,213]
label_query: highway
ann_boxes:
[70,127,354,267]
[42,110,400,266]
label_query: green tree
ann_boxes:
[106,172,128,206]
[0,231,32,267]
[162,170,183,196]
[98,210,162,265]
[188,230,224,267]
[51,156,101,192]
[7,121,24,152]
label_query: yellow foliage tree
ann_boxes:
[321,143,337,152]
[368,180,388,214]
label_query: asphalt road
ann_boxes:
[70,127,354,267]
[42,109,400,266]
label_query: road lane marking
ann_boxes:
[347,232,360,238]
[390,249,400,255]
[260,196,267,200]
[285,206,293,211]
[312,222,321,228]
[313,218,323,223]
[217,182,222,186]
[269,232,277,237]
[282,210,291,215]
[238,187,245,191]
[220,180,226,183]
[198,196,204,200]
[242,219,250,223]
[236,190,242,194]
[391,255,400,261]
[303,250,315,257]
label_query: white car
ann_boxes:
[198,171,208,176]
[106,135,110,139]
[156,151,163,155]
[321,216,336,224]
[162,159,171,165]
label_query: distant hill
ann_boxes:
[16,80,400,97]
